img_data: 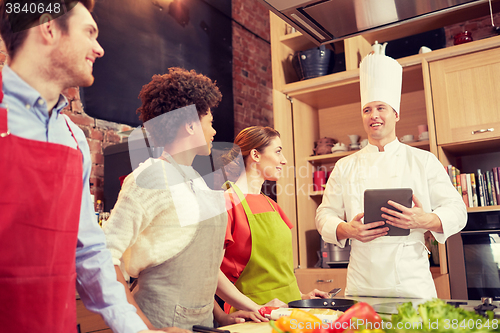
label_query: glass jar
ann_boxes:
[454,31,473,45]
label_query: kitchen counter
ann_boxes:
[221,322,272,333]
[220,297,500,333]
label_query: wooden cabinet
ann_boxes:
[270,9,500,298]
[430,47,500,146]
[425,43,500,213]
[426,44,500,300]
[295,269,347,297]
[431,267,451,300]
[296,268,451,299]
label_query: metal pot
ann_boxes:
[291,45,335,80]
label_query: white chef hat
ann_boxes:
[360,53,402,115]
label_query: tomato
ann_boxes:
[259,306,280,317]
[330,302,382,333]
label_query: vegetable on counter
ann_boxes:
[260,307,280,317]
[268,299,500,333]
[270,309,323,333]
[268,303,381,333]
[261,306,343,322]
[390,299,499,332]
[329,302,382,333]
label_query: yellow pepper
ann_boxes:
[272,316,297,333]
[289,309,323,333]
[270,309,323,333]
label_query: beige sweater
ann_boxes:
[103,158,209,278]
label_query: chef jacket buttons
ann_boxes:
[38,99,44,105]
[25,104,30,109]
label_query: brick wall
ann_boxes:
[444,12,500,46]
[59,87,132,205]
[232,0,273,135]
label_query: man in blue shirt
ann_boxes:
[0,1,188,332]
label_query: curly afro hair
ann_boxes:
[136,67,222,147]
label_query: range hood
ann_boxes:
[260,0,497,45]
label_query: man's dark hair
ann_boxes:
[0,0,95,59]
[137,67,222,147]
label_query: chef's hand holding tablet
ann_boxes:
[337,212,389,243]
[382,194,444,233]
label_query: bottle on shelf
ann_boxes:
[90,182,95,210]
[96,199,103,226]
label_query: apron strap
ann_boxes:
[224,181,278,214]
[0,71,4,103]
[224,181,255,217]
[62,114,79,148]
[0,107,10,137]
[161,151,195,193]
[261,194,277,212]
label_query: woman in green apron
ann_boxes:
[220,126,330,312]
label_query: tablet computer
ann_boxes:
[364,188,413,236]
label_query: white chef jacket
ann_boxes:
[316,139,467,298]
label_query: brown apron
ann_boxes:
[133,152,227,330]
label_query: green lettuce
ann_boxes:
[389,299,499,332]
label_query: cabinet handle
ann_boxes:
[471,128,494,135]
[316,279,333,283]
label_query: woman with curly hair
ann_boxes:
[220,126,329,313]
[103,68,266,331]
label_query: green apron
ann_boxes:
[228,183,301,306]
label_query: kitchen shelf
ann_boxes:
[280,31,318,51]
[308,186,496,205]
[467,205,500,213]
[440,138,500,156]
[280,31,344,55]
[307,150,352,165]
[282,35,500,110]
[307,140,430,165]
[283,62,425,109]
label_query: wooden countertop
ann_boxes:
[221,322,272,333]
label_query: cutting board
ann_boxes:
[220,321,272,333]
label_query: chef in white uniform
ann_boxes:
[315,53,467,299]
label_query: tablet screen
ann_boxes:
[364,188,413,236]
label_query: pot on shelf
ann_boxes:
[292,45,335,80]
